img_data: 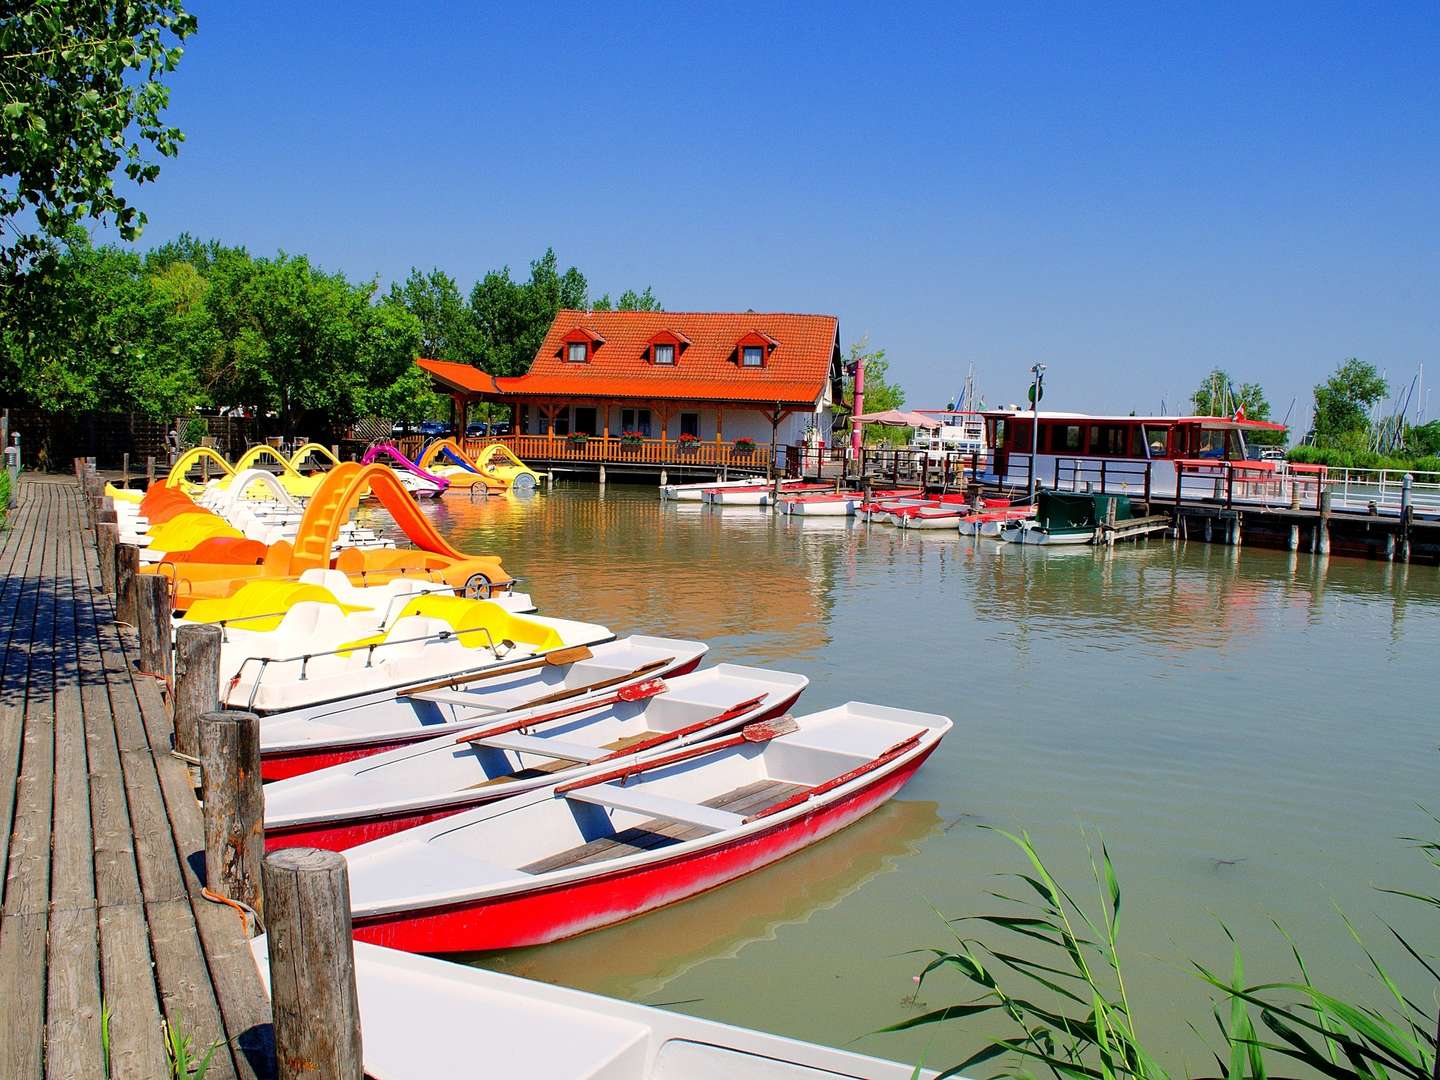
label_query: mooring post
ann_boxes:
[598,463,606,487]
[175,624,223,759]
[146,455,156,487]
[136,573,173,678]
[97,519,120,594]
[1399,473,1413,563]
[1103,496,1117,546]
[1288,523,1300,551]
[200,711,265,917]
[263,848,364,1080]
[1231,512,1243,546]
[1318,489,1332,556]
[115,543,141,624]
[659,468,667,487]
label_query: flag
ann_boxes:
[1233,404,1246,421]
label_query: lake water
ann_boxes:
[368,483,1438,1072]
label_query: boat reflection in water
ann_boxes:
[471,798,942,1001]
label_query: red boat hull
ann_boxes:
[350,741,938,953]
[264,689,804,852]
[258,654,704,781]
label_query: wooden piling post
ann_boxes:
[146,455,156,487]
[1288,523,1300,551]
[135,573,173,678]
[263,848,364,1080]
[174,624,223,759]
[1399,474,1413,563]
[199,711,265,916]
[115,543,141,624]
[1318,490,1332,556]
[1231,512,1243,546]
[97,520,120,594]
[122,451,130,487]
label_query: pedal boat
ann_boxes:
[262,663,808,850]
[341,702,952,952]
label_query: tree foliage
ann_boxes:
[467,248,588,378]
[841,337,909,447]
[0,1,196,275]
[1190,368,1284,445]
[1311,358,1388,447]
[592,286,662,312]
[382,268,478,362]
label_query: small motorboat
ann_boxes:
[256,636,708,779]
[249,938,933,1079]
[776,491,861,516]
[220,595,613,714]
[702,481,832,506]
[660,476,767,501]
[999,490,1133,545]
[342,701,951,952]
[263,663,808,849]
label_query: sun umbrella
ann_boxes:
[853,409,941,429]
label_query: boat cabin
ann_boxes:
[980,410,1287,498]
[911,410,987,457]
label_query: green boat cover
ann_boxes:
[1037,490,1133,533]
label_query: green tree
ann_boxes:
[1189,368,1284,445]
[468,248,587,377]
[0,2,196,275]
[1311,358,1388,447]
[592,286,662,312]
[1407,419,1440,456]
[383,267,479,361]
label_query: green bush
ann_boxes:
[1286,444,1440,474]
[0,470,9,528]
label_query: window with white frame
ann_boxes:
[567,341,588,363]
[653,343,675,365]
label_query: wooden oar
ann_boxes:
[395,645,593,698]
[455,678,668,745]
[591,692,769,763]
[553,715,799,796]
[515,657,674,710]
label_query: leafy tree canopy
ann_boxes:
[1311,357,1388,447]
[467,248,587,378]
[592,286,661,312]
[1190,367,1285,445]
[841,337,908,446]
[0,1,196,276]
[382,267,478,362]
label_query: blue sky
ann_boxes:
[125,2,1439,425]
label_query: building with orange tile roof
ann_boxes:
[417,310,846,472]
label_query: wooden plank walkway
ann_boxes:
[0,475,275,1079]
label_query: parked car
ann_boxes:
[418,420,451,438]
[391,420,420,436]
[1258,447,1286,462]
[465,421,488,437]
[489,422,511,436]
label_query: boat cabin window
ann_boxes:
[1060,424,1083,452]
[1091,425,1129,457]
[1194,427,1229,459]
[1144,425,1169,456]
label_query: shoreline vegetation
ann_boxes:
[890,823,1438,1080]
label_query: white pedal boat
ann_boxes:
[221,600,613,715]
[263,663,809,849]
[341,702,951,953]
[250,938,933,1079]
[660,476,767,501]
[256,636,709,779]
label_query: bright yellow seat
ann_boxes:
[183,581,368,632]
[337,594,561,656]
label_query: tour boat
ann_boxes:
[220,595,613,714]
[256,635,708,779]
[660,476,767,501]
[262,663,809,849]
[341,701,951,952]
[249,938,933,1079]
[776,491,861,516]
[702,480,832,506]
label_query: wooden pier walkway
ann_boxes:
[0,475,274,1079]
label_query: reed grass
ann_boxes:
[887,822,1438,1080]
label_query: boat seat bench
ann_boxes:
[521,780,808,875]
[565,785,744,832]
[470,732,606,762]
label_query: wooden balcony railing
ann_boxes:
[458,434,773,470]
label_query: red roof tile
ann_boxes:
[420,311,841,405]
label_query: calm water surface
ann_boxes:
[366,483,1438,1071]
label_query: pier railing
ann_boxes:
[397,434,774,472]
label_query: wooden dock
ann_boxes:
[0,475,274,1079]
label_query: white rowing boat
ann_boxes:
[249,938,935,1079]
[341,702,951,952]
[256,636,709,779]
[263,663,809,849]
[660,476,767,501]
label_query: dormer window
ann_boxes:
[654,343,675,365]
[742,345,764,367]
[646,329,689,366]
[562,325,604,363]
[735,330,778,369]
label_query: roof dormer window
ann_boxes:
[735,330,777,368]
[645,329,689,366]
[562,325,604,363]
[567,341,589,364]
[742,345,764,367]
[654,343,675,365]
